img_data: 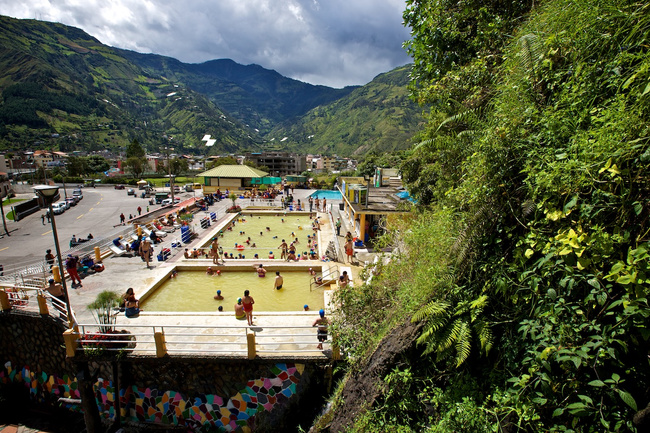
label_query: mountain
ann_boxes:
[0,15,259,154]
[0,16,423,158]
[265,65,425,156]
[115,51,357,135]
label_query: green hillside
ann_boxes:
[116,52,357,135]
[0,16,425,158]
[267,65,425,156]
[0,16,259,154]
[317,0,650,431]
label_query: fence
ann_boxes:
[70,322,335,359]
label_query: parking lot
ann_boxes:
[0,184,199,270]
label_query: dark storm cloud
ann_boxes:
[0,0,411,87]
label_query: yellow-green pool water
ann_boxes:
[203,213,322,259]
[141,269,326,312]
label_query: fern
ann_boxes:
[413,293,493,367]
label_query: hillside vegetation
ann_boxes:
[0,16,424,157]
[117,52,357,135]
[319,0,650,431]
[0,16,260,153]
[268,65,425,156]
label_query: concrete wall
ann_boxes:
[0,312,328,432]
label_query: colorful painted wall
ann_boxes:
[0,313,328,432]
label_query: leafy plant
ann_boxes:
[87,290,121,333]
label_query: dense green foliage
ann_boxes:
[325,0,650,431]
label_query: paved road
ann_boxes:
[0,185,198,270]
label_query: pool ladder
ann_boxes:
[310,264,340,291]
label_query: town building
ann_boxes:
[244,152,306,177]
[337,168,411,244]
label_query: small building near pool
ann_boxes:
[337,168,412,244]
[197,165,269,194]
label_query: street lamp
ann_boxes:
[33,185,74,328]
[165,147,175,204]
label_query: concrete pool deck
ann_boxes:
[64,196,362,359]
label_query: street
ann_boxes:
[0,185,197,270]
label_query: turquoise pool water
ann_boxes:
[309,190,342,200]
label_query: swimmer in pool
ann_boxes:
[235,298,245,319]
[206,267,214,275]
[255,264,267,277]
[214,289,224,300]
[274,271,283,290]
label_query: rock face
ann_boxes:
[319,318,422,432]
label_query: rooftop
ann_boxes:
[198,164,268,178]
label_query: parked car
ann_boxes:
[52,202,66,214]
[114,184,125,190]
[72,189,83,200]
[65,197,76,207]
[161,197,181,205]
[173,185,181,193]
[127,188,135,195]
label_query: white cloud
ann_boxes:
[0,0,411,87]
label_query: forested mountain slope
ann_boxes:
[0,15,260,153]
[318,0,650,431]
[267,65,424,156]
[116,51,357,135]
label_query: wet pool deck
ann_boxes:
[66,191,362,359]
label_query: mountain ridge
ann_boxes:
[0,15,421,157]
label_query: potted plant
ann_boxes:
[226,192,241,213]
[83,291,136,352]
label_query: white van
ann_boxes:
[52,202,66,214]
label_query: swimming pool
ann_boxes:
[140,268,327,312]
[201,213,322,260]
[309,190,342,200]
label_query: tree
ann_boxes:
[86,155,110,174]
[206,156,237,170]
[124,156,146,179]
[126,139,145,159]
[66,156,88,177]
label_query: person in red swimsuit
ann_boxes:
[242,289,255,326]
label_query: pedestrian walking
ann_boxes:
[120,213,125,224]
[65,254,82,288]
[41,214,45,225]
[137,206,142,216]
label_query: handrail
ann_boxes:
[73,322,331,357]
[310,264,339,291]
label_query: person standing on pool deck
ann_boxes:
[335,218,341,236]
[274,271,284,290]
[313,309,330,350]
[322,198,327,212]
[242,290,255,325]
[139,237,152,269]
[309,196,314,212]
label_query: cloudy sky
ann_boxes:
[0,0,412,88]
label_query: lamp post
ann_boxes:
[165,146,175,204]
[33,185,74,327]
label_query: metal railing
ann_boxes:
[0,286,73,326]
[72,322,332,358]
[310,264,340,291]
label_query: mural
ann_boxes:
[1,361,305,432]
